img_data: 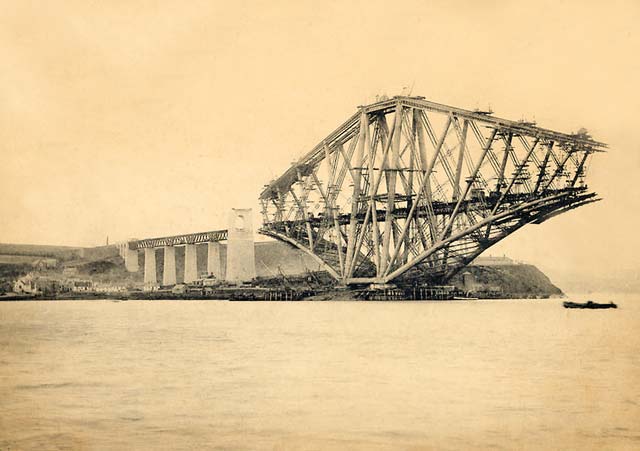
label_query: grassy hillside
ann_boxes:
[450,264,563,297]
[0,243,83,260]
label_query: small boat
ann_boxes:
[563,300,617,309]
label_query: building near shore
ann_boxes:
[13,274,37,294]
[471,255,519,266]
[93,283,127,293]
[70,280,93,292]
[13,274,69,295]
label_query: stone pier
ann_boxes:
[117,209,253,286]
[163,246,176,286]
[144,248,157,286]
[207,242,221,279]
[226,208,256,282]
[124,244,138,273]
[184,243,198,283]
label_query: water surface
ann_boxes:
[1,296,638,450]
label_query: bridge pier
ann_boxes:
[163,246,176,286]
[124,210,257,286]
[207,242,221,279]
[226,208,256,282]
[184,243,198,283]
[144,248,157,286]
[124,244,138,273]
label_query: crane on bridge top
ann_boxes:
[258,95,605,287]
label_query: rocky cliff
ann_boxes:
[450,263,563,298]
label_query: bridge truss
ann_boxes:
[259,96,605,286]
[134,229,228,249]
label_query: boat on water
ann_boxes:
[563,300,617,309]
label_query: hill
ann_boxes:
[450,263,563,298]
[1,239,564,298]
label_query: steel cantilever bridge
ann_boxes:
[259,96,606,287]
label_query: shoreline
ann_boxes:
[0,290,561,302]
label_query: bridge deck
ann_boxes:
[134,229,228,249]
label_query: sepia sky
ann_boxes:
[1,0,639,286]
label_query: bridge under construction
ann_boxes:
[115,95,604,289]
[259,95,605,287]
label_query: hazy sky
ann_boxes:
[1,0,639,284]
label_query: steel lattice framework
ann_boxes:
[259,96,605,286]
[135,230,228,249]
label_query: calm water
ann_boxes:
[1,296,638,450]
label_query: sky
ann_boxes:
[1,0,639,289]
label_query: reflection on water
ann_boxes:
[1,296,639,450]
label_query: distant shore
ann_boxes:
[1,288,561,302]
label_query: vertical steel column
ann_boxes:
[344,111,367,276]
[496,132,513,192]
[534,141,553,194]
[416,110,437,243]
[453,119,469,200]
[380,104,403,274]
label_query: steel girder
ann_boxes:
[135,230,228,249]
[259,96,605,286]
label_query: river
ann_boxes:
[1,295,638,450]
